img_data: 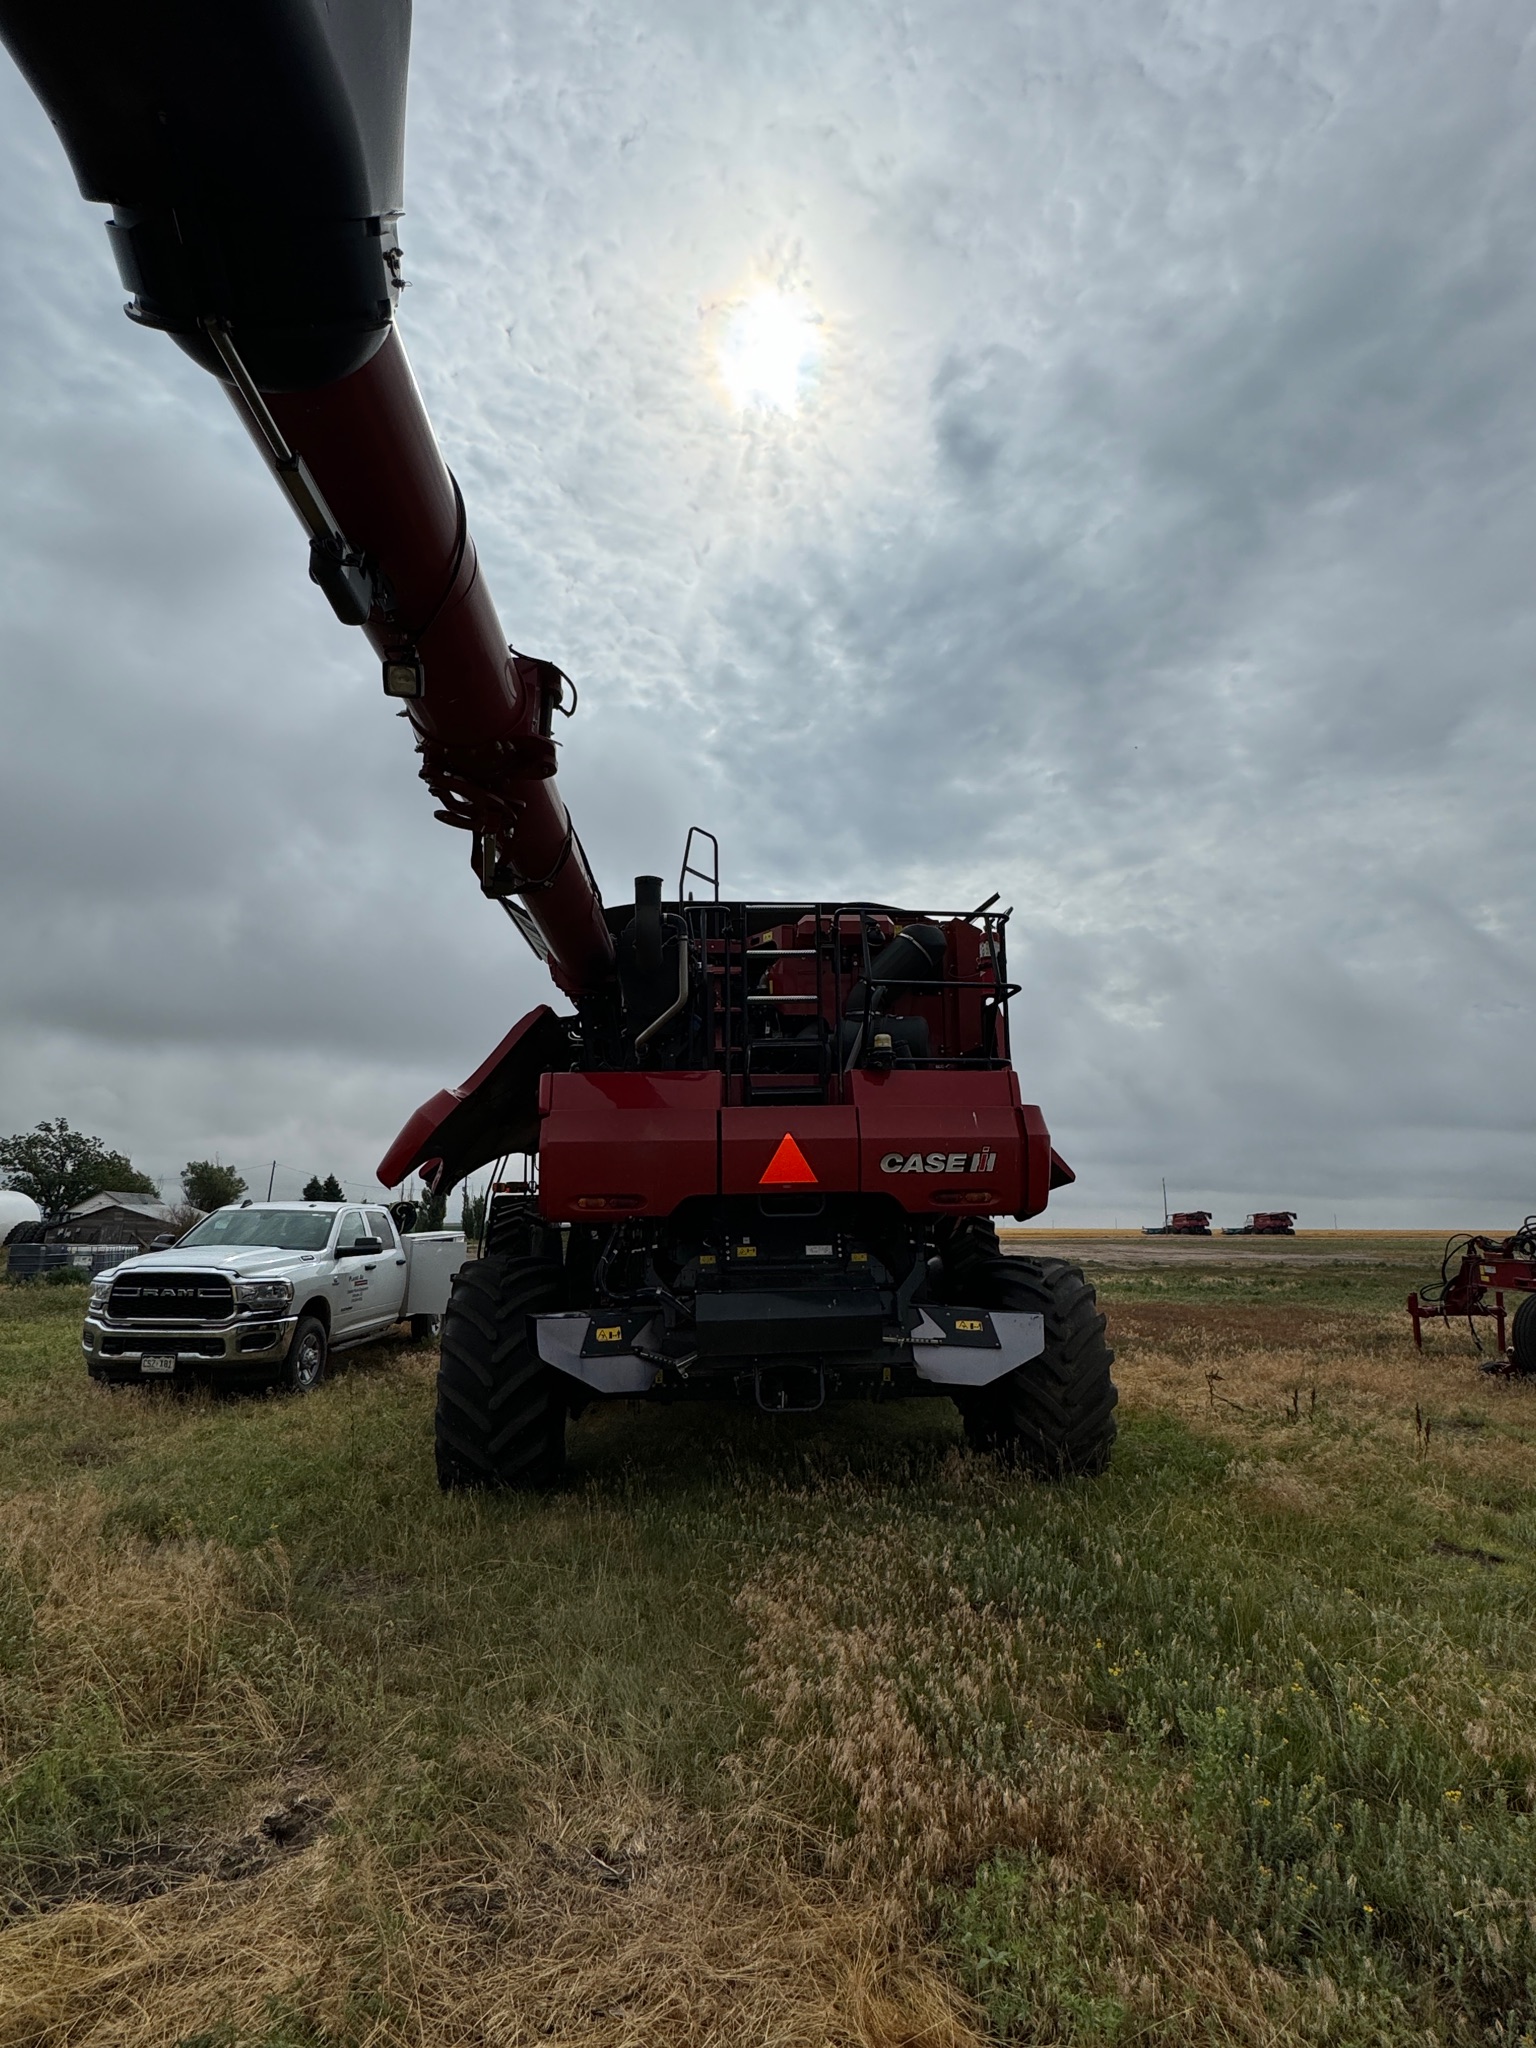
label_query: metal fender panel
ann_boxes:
[719,1106,859,1197]
[849,1069,1029,1216]
[910,1308,1045,1386]
[533,1312,656,1394]
[539,1071,722,1219]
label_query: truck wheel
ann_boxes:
[434,1256,567,1490]
[1511,1295,1536,1376]
[947,1254,1117,1477]
[281,1315,329,1394]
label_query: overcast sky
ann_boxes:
[1,0,1533,1226]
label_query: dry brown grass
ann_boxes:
[1116,1297,1523,1401]
[1,1825,983,2048]
[0,1488,983,2048]
[5,1280,1535,2046]
[734,1509,1351,2045]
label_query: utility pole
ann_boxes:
[1162,1177,1169,1227]
[267,1161,276,1200]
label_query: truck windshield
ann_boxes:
[178,1210,335,1252]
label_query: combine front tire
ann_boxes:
[434,1257,567,1491]
[949,1255,1117,1477]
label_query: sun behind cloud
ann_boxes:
[715,284,824,415]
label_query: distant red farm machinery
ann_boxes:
[1143,1211,1213,1237]
[1223,1212,1297,1237]
[1408,1219,1536,1375]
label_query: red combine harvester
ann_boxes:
[1408,1221,1536,1376]
[1223,1212,1297,1236]
[1,1,1116,1486]
[1143,1212,1212,1237]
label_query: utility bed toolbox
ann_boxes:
[402,1233,466,1319]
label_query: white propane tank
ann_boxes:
[0,1189,44,1239]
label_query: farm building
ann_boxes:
[64,1191,190,1249]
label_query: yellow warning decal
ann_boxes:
[595,1325,622,1343]
[955,1318,983,1332]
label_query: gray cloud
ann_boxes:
[1,0,1533,1223]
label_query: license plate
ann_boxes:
[140,1353,177,1375]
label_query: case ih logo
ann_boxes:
[880,1151,997,1175]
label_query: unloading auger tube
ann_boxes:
[0,0,615,1003]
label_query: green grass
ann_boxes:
[1093,1262,1420,1311]
[1,1268,1533,2045]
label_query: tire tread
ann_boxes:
[434,1255,567,1490]
[946,1252,1117,1477]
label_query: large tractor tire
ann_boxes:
[946,1253,1118,1477]
[1510,1294,1536,1377]
[434,1256,567,1491]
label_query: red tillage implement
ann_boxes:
[1408,1220,1536,1376]
[2,1,1117,1485]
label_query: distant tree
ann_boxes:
[163,1202,204,1242]
[0,1118,158,1216]
[460,1189,486,1243]
[302,1174,345,1202]
[181,1160,247,1211]
[416,1184,447,1232]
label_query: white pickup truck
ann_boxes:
[82,1201,465,1392]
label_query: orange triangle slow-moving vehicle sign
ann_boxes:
[760,1132,818,1186]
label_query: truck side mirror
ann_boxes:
[150,1234,175,1250]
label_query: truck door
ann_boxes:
[365,1208,409,1327]
[331,1210,373,1335]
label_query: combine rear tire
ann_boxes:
[1511,1294,1536,1377]
[948,1254,1117,1477]
[435,1257,567,1491]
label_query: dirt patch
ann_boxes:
[1428,1537,1508,1567]
[4,1794,335,1920]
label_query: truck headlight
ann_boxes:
[235,1279,294,1313]
[88,1276,112,1313]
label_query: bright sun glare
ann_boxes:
[717,287,823,414]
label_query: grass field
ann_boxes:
[1,1236,1533,2046]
